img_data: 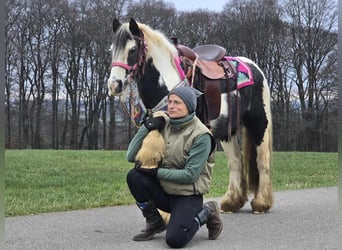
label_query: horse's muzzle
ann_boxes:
[108,79,123,96]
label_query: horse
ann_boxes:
[108,18,273,214]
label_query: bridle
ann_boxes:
[110,34,147,80]
[110,30,188,125]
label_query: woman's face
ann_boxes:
[167,94,189,119]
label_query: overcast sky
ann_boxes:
[168,0,227,12]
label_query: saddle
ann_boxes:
[175,42,237,124]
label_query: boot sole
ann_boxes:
[208,222,223,240]
[133,225,166,241]
[207,201,223,240]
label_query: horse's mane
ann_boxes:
[137,23,178,59]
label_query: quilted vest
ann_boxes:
[160,116,216,195]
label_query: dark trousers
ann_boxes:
[126,168,203,248]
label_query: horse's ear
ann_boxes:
[129,18,140,37]
[113,18,122,33]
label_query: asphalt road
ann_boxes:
[5,187,338,250]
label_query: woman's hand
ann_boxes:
[134,161,159,177]
[143,116,166,131]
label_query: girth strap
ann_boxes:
[221,63,239,141]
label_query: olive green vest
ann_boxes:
[160,117,216,195]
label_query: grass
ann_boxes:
[5,150,338,217]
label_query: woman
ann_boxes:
[126,86,223,248]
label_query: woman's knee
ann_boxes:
[166,224,195,248]
[126,168,137,186]
[126,168,153,190]
[126,168,146,191]
[166,232,187,248]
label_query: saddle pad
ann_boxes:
[225,56,254,89]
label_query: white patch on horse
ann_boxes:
[211,92,240,122]
[108,39,136,96]
[220,93,228,115]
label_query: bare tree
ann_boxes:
[126,0,177,34]
[220,0,283,63]
[284,0,338,151]
[174,10,217,47]
[46,0,69,149]
[4,0,19,148]
[26,0,58,148]
[5,0,33,148]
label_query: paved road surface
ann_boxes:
[6,187,338,250]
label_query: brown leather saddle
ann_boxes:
[175,42,237,124]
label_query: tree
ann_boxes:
[126,0,177,34]
[174,10,217,47]
[5,0,33,149]
[47,0,68,149]
[284,0,338,151]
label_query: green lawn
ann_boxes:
[5,150,338,216]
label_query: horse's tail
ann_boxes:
[242,127,258,192]
[243,124,273,193]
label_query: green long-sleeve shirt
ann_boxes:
[126,113,213,184]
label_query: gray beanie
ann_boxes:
[168,86,202,114]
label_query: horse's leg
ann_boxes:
[220,136,248,213]
[251,121,274,213]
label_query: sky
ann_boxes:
[167,0,227,12]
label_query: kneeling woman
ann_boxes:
[126,86,223,248]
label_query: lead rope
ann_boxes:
[120,82,147,128]
[119,84,137,127]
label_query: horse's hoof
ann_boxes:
[220,203,242,213]
[251,198,272,213]
[220,194,247,213]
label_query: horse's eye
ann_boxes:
[129,46,137,55]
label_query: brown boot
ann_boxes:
[204,201,223,240]
[195,201,223,240]
[133,201,166,241]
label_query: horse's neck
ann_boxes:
[148,45,182,90]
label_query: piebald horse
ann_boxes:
[108,18,273,213]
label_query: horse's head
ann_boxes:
[107,18,147,98]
